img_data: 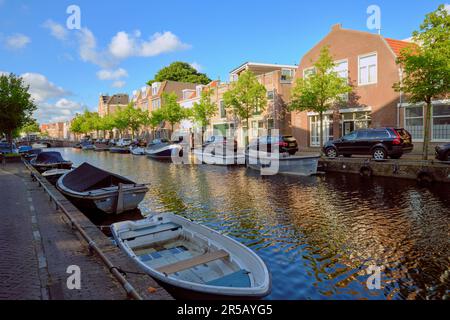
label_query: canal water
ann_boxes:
[55,148,449,300]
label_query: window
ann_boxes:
[432,104,450,140]
[303,67,315,78]
[358,53,377,85]
[334,60,348,79]
[310,115,334,147]
[152,99,161,110]
[219,101,226,118]
[267,90,274,100]
[367,130,390,139]
[267,119,275,129]
[405,106,424,140]
[281,69,294,82]
[343,131,358,141]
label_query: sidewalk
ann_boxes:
[0,163,171,300]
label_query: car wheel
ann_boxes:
[289,151,296,156]
[373,148,387,160]
[325,147,338,158]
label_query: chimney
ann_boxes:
[331,23,342,31]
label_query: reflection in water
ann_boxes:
[56,148,450,300]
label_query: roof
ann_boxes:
[384,38,414,56]
[230,62,298,75]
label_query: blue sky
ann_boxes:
[0,0,446,124]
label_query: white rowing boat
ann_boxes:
[111,213,271,299]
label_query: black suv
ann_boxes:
[323,128,413,160]
[248,135,299,155]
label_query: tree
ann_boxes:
[20,119,40,138]
[393,5,450,160]
[290,47,352,149]
[99,114,115,139]
[144,109,165,139]
[223,70,267,146]
[0,73,37,150]
[70,114,83,140]
[122,103,147,139]
[160,92,188,133]
[113,107,130,138]
[147,62,211,86]
[192,88,217,144]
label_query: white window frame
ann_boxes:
[403,103,450,142]
[358,52,378,86]
[334,59,349,80]
[303,67,315,79]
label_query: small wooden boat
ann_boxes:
[110,147,131,154]
[22,148,42,161]
[30,151,73,173]
[56,163,148,214]
[42,168,72,186]
[111,213,271,299]
[82,144,95,151]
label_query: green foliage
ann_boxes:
[192,89,217,128]
[290,46,352,148]
[147,62,211,86]
[160,92,188,131]
[146,108,165,130]
[20,118,40,135]
[0,73,37,144]
[223,70,267,145]
[393,5,450,159]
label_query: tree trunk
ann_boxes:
[245,118,249,147]
[423,102,432,160]
[319,111,324,150]
[8,130,13,153]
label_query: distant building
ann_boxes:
[98,93,129,116]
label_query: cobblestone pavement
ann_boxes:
[0,163,138,300]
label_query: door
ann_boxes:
[338,131,358,153]
[343,121,355,136]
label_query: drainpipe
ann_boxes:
[397,68,403,127]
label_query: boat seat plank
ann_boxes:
[121,222,181,240]
[157,250,229,275]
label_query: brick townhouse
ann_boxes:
[291,24,450,150]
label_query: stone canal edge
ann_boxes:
[0,162,172,300]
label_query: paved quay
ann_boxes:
[0,162,172,300]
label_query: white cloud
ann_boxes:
[21,73,68,103]
[77,28,115,68]
[112,80,126,88]
[34,98,85,124]
[190,62,203,72]
[43,20,68,40]
[4,33,31,50]
[96,68,128,81]
[445,4,450,13]
[108,30,191,59]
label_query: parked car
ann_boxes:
[0,142,18,154]
[435,143,450,161]
[203,135,238,152]
[323,128,413,160]
[248,135,299,156]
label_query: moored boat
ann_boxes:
[245,149,320,176]
[42,168,72,186]
[130,146,146,155]
[111,213,271,299]
[110,146,131,154]
[93,143,110,152]
[30,151,73,173]
[56,162,148,214]
[193,148,245,166]
[145,139,183,160]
